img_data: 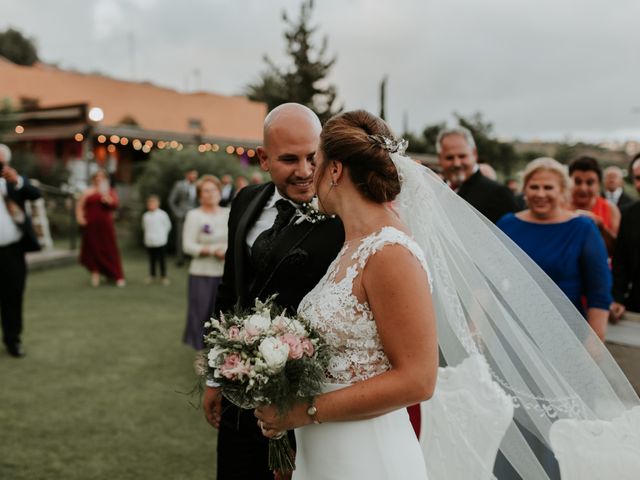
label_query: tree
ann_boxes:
[379,76,388,120]
[245,0,341,122]
[401,122,444,154]
[400,131,428,153]
[0,98,13,134]
[0,28,38,66]
[421,123,446,154]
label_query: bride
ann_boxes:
[255,110,640,479]
[255,110,437,479]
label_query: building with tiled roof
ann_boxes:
[0,58,267,183]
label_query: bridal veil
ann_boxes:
[388,150,639,479]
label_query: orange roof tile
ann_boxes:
[0,58,266,143]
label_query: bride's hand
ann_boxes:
[254,403,309,438]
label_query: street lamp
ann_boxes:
[85,106,104,183]
[88,107,104,122]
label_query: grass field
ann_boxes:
[0,247,217,480]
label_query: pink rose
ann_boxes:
[301,338,315,357]
[220,353,250,380]
[228,326,240,340]
[271,315,288,334]
[280,333,304,360]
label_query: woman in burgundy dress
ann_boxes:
[76,169,125,287]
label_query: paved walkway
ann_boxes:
[606,311,640,394]
[26,248,77,271]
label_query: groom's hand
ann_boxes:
[203,386,222,428]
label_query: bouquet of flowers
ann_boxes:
[203,295,330,474]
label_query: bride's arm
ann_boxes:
[256,245,438,434]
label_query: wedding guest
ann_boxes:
[611,155,640,320]
[234,175,248,195]
[0,144,41,358]
[182,175,229,350]
[478,162,497,180]
[498,157,611,340]
[611,203,640,319]
[168,168,198,266]
[76,169,125,287]
[506,178,519,195]
[142,194,172,285]
[436,126,516,223]
[568,156,620,254]
[506,177,526,211]
[249,172,264,185]
[602,165,633,210]
[219,174,235,207]
[631,153,640,193]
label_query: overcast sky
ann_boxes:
[2,0,639,142]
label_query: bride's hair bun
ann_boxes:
[320,110,401,203]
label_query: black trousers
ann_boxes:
[0,242,27,347]
[217,400,273,480]
[146,246,166,277]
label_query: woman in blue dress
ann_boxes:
[498,157,611,340]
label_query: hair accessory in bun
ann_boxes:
[368,135,409,155]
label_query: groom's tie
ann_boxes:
[251,199,297,272]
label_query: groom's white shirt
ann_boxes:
[245,188,297,249]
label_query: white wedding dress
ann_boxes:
[295,226,431,480]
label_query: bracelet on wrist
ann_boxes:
[306,397,321,424]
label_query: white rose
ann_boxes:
[207,346,226,368]
[258,337,290,372]
[288,319,307,336]
[245,314,271,337]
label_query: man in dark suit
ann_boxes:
[436,127,516,223]
[611,156,640,320]
[602,165,634,211]
[219,174,236,207]
[0,144,42,358]
[202,104,344,479]
[168,168,198,266]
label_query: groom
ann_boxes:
[203,103,344,479]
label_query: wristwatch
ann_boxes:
[306,397,321,424]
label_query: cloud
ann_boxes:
[1,0,638,141]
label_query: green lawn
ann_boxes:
[0,247,217,480]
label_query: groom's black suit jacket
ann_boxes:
[214,182,344,480]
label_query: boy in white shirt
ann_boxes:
[142,195,172,285]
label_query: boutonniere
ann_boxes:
[293,197,333,225]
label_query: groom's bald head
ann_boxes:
[257,103,321,204]
[263,103,321,148]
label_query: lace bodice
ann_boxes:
[298,226,433,385]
